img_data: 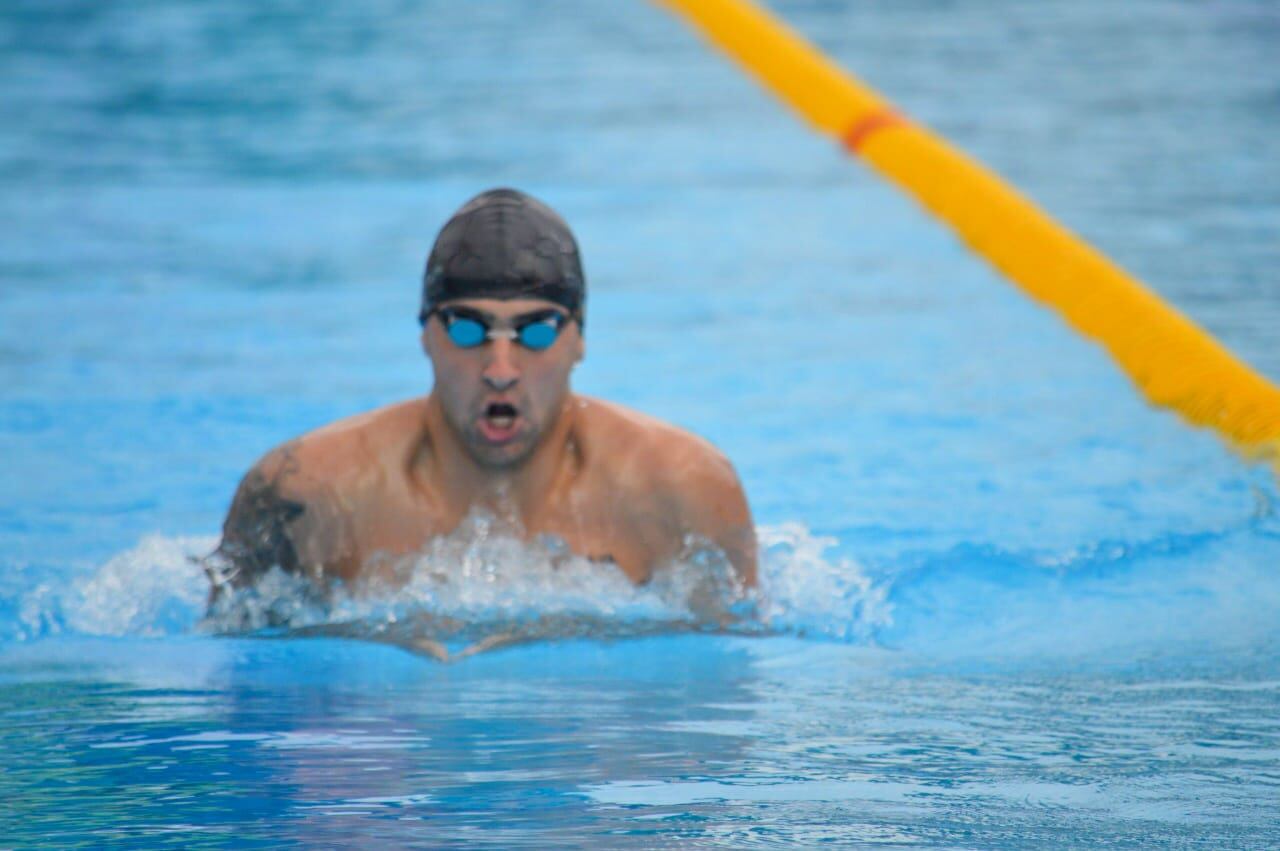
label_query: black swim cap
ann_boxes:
[420,188,585,326]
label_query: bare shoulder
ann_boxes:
[264,397,428,489]
[211,398,427,591]
[574,396,757,585]
[574,396,740,492]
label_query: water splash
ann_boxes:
[5,519,891,651]
[15,535,215,641]
[755,523,890,642]
[9,518,1276,662]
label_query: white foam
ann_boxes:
[13,518,891,648]
[11,519,1279,662]
[756,522,893,642]
[16,535,217,640]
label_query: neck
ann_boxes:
[419,394,579,527]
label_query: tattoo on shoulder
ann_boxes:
[209,444,309,590]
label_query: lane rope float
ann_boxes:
[656,0,1280,472]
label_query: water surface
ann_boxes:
[3,0,1279,846]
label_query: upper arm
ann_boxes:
[671,444,758,588]
[208,443,351,596]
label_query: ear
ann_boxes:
[573,330,585,364]
[420,325,434,359]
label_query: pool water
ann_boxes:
[3,0,1279,846]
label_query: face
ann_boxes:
[422,297,584,469]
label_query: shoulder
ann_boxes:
[573,396,743,505]
[215,398,427,588]
[249,397,427,497]
[573,396,757,586]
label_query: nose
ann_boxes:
[482,337,520,392]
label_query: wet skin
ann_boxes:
[212,298,757,604]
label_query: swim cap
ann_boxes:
[420,188,585,326]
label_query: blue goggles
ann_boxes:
[433,306,570,352]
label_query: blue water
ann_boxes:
[3,0,1280,846]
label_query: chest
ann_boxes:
[351,475,675,584]
[525,479,674,582]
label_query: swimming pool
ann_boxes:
[3,0,1279,845]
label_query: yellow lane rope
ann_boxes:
[657,0,1280,470]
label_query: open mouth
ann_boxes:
[478,401,521,443]
[485,402,518,429]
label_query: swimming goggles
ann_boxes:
[433,306,570,351]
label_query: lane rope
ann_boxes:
[841,108,906,153]
[657,0,1280,471]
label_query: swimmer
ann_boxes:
[209,188,757,624]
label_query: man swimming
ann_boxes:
[210,188,757,611]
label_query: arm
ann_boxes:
[673,445,759,589]
[206,443,351,601]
